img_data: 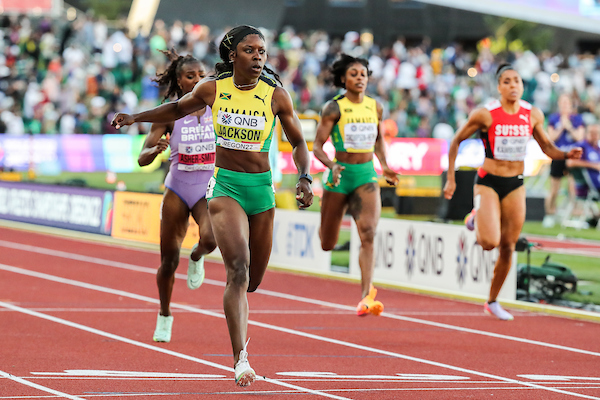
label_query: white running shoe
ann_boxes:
[153,313,173,342]
[542,215,555,228]
[187,243,205,290]
[484,301,514,321]
[234,339,256,387]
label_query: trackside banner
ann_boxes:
[0,181,113,235]
[110,191,206,250]
[269,209,332,273]
[349,218,517,300]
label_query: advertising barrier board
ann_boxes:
[349,218,517,300]
[111,191,201,249]
[269,209,332,274]
[0,135,165,174]
[0,181,113,235]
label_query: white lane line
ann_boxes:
[0,240,596,358]
[1,265,599,399]
[253,288,600,358]
[0,370,85,400]
[3,386,600,399]
[0,300,351,400]
[10,376,600,386]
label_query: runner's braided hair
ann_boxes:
[153,48,202,101]
[215,25,282,85]
[330,53,371,89]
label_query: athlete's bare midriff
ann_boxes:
[334,151,374,164]
[481,157,524,177]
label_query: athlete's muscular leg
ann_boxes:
[348,183,380,298]
[208,197,251,365]
[473,185,501,251]
[247,208,275,292]
[190,198,217,261]
[157,189,190,316]
[319,190,349,251]
[489,186,526,302]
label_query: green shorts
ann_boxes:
[206,167,275,215]
[324,161,379,195]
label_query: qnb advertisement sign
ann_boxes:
[349,218,516,300]
[278,138,447,175]
[0,181,113,235]
[269,209,331,273]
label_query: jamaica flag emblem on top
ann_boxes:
[219,93,231,100]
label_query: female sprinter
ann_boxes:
[313,54,398,317]
[137,50,216,343]
[112,25,313,387]
[444,63,582,320]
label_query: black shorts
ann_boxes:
[550,159,568,178]
[475,168,524,201]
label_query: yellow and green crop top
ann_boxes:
[211,71,277,152]
[330,94,379,153]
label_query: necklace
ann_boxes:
[233,80,258,89]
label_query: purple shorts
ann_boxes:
[164,170,212,209]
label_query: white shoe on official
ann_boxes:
[542,215,555,228]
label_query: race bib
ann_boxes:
[344,123,377,151]
[215,110,266,152]
[177,142,215,171]
[494,136,529,161]
[217,137,261,152]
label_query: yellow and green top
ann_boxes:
[211,72,277,152]
[330,94,378,153]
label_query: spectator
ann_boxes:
[3,13,600,144]
[567,123,600,188]
[566,123,600,226]
[544,93,586,227]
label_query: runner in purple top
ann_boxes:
[165,107,215,206]
[137,50,216,343]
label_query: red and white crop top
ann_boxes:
[481,99,532,162]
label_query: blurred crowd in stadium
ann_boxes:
[1,13,600,139]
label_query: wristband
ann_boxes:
[299,173,313,184]
[564,151,568,160]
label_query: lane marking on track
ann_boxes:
[1,265,599,399]
[0,309,350,398]
[0,307,520,317]
[521,375,600,381]
[0,240,596,358]
[3,386,600,399]
[0,370,85,400]
[30,370,225,378]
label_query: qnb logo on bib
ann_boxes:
[218,110,265,130]
[344,123,377,151]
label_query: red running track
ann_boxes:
[1,225,600,399]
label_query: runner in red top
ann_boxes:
[444,63,582,321]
